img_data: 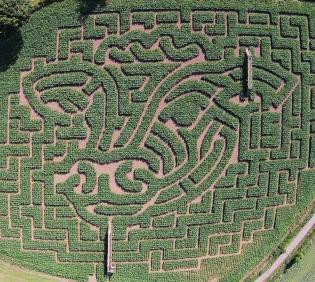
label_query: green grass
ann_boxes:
[275,230,315,282]
[29,0,42,8]
[0,259,63,282]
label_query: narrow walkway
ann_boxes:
[256,213,315,282]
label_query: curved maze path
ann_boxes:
[0,1,314,281]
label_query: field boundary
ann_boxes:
[256,214,315,282]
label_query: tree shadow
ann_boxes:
[0,27,23,72]
[77,0,107,19]
[0,0,108,72]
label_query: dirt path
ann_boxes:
[256,214,315,282]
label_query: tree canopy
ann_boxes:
[0,0,31,35]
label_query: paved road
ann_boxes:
[256,214,315,282]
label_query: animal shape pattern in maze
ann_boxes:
[0,5,315,281]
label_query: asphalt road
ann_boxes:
[256,214,315,282]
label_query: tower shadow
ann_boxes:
[103,229,114,280]
[241,54,249,101]
[103,230,108,278]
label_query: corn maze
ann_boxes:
[0,0,314,281]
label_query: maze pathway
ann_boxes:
[0,0,314,281]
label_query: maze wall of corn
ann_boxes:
[0,0,314,281]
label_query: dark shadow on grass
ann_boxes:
[0,27,23,72]
[77,0,107,19]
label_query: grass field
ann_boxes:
[0,259,63,282]
[29,0,42,8]
[275,230,315,282]
[0,0,314,281]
